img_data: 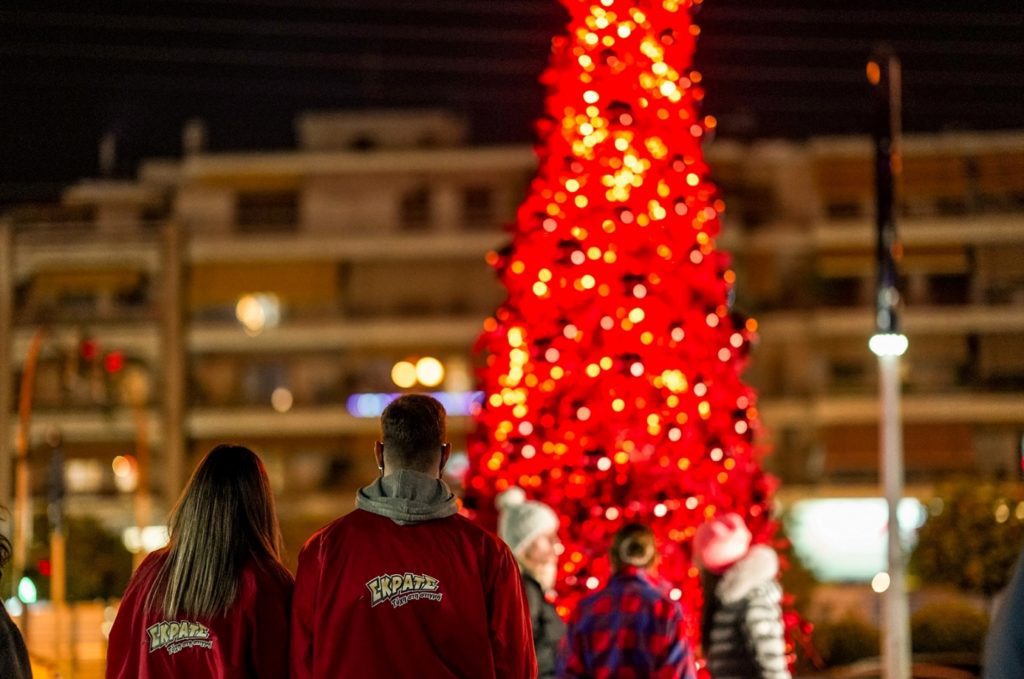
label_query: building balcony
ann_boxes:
[759,392,1024,429]
[186,405,474,440]
[188,315,483,354]
[187,229,505,264]
[754,305,1024,345]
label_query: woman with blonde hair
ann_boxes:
[107,444,292,679]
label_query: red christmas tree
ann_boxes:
[465,0,785,652]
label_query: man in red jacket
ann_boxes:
[291,394,537,679]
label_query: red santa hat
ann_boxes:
[693,512,752,574]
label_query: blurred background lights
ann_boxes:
[271,387,294,413]
[788,498,927,582]
[415,356,445,387]
[235,293,281,336]
[17,577,37,604]
[122,526,171,554]
[391,360,418,388]
[111,455,133,478]
[5,598,23,617]
[346,391,484,418]
[112,454,138,493]
[872,571,891,593]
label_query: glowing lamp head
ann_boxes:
[869,333,908,357]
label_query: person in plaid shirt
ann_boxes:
[558,523,697,679]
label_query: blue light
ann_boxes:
[346,391,484,418]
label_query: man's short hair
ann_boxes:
[380,394,448,471]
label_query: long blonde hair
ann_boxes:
[147,444,283,618]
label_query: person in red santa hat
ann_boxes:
[693,513,791,679]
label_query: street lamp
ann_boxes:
[869,48,911,679]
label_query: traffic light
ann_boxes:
[1018,432,1024,481]
[104,350,124,374]
[17,573,38,604]
[79,338,99,362]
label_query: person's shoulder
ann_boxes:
[139,547,169,570]
[130,548,168,587]
[569,587,609,624]
[248,557,294,592]
[300,509,369,553]
[451,514,517,559]
[633,576,686,620]
[448,513,503,543]
[635,574,678,605]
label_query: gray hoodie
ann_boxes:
[355,469,458,525]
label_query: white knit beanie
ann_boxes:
[496,487,560,558]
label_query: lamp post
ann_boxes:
[868,49,911,679]
[126,367,152,570]
[13,328,46,639]
[46,426,69,676]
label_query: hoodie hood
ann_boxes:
[356,469,458,525]
[716,544,780,604]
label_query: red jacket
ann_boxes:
[106,549,293,679]
[291,507,537,678]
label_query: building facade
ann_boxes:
[2,112,1023,563]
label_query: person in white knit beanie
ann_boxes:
[497,487,564,678]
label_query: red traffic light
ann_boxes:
[80,339,99,361]
[104,351,124,374]
[37,558,52,577]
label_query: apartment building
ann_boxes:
[714,133,1024,492]
[1,111,532,550]
[2,111,1023,565]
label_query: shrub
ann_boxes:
[813,613,879,667]
[911,480,1024,597]
[911,599,988,654]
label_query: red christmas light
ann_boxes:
[465,0,792,661]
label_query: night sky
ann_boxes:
[2,1,1022,204]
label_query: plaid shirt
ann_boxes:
[558,566,697,679]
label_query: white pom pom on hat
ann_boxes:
[496,486,559,558]
[495,486,527,512]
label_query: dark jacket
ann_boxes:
[984,547,1024,678]
[523,574,564,678]
[701,545,791,679]
[1,603,31,679]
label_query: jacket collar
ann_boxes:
[715,544,779,604]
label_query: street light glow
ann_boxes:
[869,333,908,357]
[391,361,418,389]
[415,357,445,387]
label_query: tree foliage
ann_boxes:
[911,479,1024,597]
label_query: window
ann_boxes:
[462,186,495,229]
[237,192,298,231]
[400,186,432,231]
